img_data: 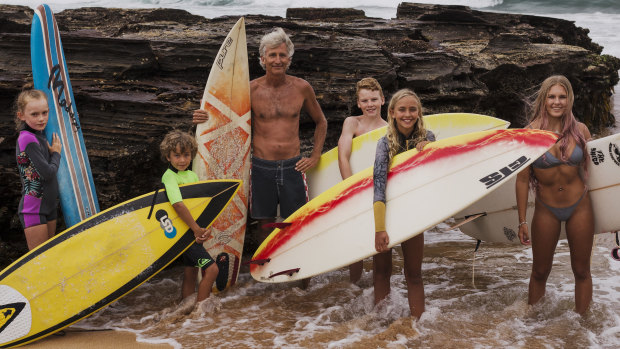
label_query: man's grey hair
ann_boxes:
[259,27,294,70]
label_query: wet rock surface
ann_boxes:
[1,3,619,265]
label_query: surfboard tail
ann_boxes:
[196,181,241,228]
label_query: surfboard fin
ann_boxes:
[612,231,620,261]
[244,258,271,266]
[214,253,230,291]
[262,222,292,229]
[471,239,482,289]
[448,212,487,230]
[269,268,300,278]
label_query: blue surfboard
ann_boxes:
[30,4,99,227]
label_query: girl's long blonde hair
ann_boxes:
[386,89,427,160]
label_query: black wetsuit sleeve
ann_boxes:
[426,130,436,142]
[24,142,60,180]
[373,137,390,204]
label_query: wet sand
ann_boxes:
[23,329,171,349]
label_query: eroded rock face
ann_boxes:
[1,3,618,262]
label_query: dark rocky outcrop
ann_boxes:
[1,3,619,266]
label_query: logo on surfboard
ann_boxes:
[216,37,234,70]
[0,285,31,344]
[503,227,517,241]
[156,209,177,238]
[610,143,620,166]
[47,63,80,131]
[0,303,26,335]
[590,148,605,165]
[479,156,529,189]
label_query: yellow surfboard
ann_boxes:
[306,113,510,199]
[0,180,240,348]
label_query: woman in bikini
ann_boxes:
[515,75,594,314]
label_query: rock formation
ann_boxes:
[1,3,619,265]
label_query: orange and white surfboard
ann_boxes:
[193,18,250,292]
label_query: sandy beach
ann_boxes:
[22,328,172,349]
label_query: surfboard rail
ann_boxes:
[0,180,240,348]
[251,129,558,282]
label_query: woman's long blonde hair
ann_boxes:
[527,75,589,188]
[386,89,427,160]
[528,75,588,164]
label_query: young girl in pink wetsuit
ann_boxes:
[15,89,62,250]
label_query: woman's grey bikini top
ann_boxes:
[532,145,584,169]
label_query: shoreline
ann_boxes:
[22,328,173,349]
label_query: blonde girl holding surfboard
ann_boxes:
[516,75,594,314]
[372,89,435,319]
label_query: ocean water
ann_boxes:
[4,0,620,56]
[4,0,619,348]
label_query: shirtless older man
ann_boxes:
[193,27,327,244]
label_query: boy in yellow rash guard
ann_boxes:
[160,130,219,303]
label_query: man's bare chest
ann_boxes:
[253,90,304,119]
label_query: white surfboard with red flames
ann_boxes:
[454,132,620,243]
[250,129,558,282]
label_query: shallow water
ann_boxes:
[6,1,618,347]
[75,224,620,348]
